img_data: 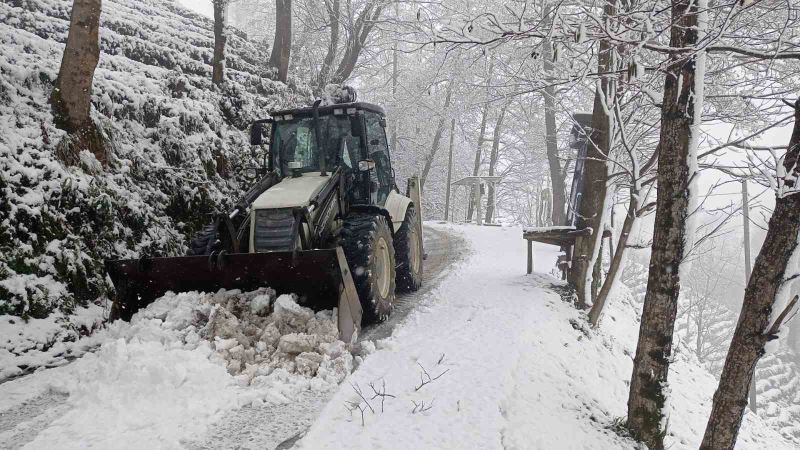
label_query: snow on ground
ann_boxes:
[297,222,793,450]
[0,289,357,449]
[0,304,106,381]
[0,223,792,449]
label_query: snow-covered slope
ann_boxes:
[297,223,793,450]
[0,0,308,365]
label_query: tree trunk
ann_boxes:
[467,59,493,221]
[50,0,106,164]
[541,4,567,226]
[212,0,228,85]
[444,118,456,221]
[316,0,340,90]
[696,312,704,361]
[389,3,401,154]
[420,81,453,190]
[567,2,614,308]
[269,0,292,82]
[626,1,704,448]
[51,0,101,133]
[484,101,509,223]
[589,194,637,325]
[700,99,800,450]
[389,6,399,153]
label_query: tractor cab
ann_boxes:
[251,102,394,206]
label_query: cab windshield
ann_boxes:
[271,115,362,176]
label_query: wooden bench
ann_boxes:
[523,226,609,276]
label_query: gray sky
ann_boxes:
[178,0,213,17]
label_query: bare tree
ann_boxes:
[541,3,567,226]
[316,0,340,89]
[466,58,493,222]
[270,0,292,82]
[626,0,705,447]
[420,80,454,190]
[50,0,106,163]
[568,0,616,308]
[314,0,388,89]
[701,99,800,450]
[484,100,510,222]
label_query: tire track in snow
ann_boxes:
[0,391,69,449]
[187,225,465,449]
[0,226,463,450]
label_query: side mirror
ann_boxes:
[250,122,267,146]
[379,117,387,128]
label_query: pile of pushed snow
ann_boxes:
[133,288,355,389]
[0,289,357,449]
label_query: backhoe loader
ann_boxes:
[106,91,423,343]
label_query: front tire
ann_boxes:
[341,214,396,324]
[394,206,423,292]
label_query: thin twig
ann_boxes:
[415,362,450,391]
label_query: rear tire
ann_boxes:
[187,223,218,256]
[394,206,423,292]
[341,214,396,324]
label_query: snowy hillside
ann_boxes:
[0,0,308,367]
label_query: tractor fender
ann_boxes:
[384,190,413,232]
[349,205,395,234]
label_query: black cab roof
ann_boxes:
[269,102,385,119]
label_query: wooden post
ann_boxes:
[742,179,756,413]
[476,182,483,226]
[527,239,533,274]
[491,180,498,224]
[444,118,455,221]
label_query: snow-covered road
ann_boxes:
[0,225,465,450]
[295,224,794,450]
[184,225,466,450]
[1,223,793,450]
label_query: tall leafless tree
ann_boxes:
[467,58,493,222]
[541,5,567,226]
[329,1,387,85]
[484,100,510,223]
[420,80,454,190]
[568,0,616,308]
[626,0,705,447]
[316,0,340,89]
[700,99,800,450]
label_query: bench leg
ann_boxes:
[527,240,533,274]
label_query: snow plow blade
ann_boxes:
[105,248,362,342]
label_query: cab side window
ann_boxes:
[365,112,393,205]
